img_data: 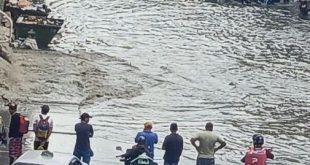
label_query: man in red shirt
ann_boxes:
[241,134,274,165]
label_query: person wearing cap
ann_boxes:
[33,105,53,150]
[190,122,226,165]
[73,112,94,165]
[135,121,158,158]
[7,102,23,165]
[162,123,183,165]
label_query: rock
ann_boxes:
[0,46,12,64]
[0,26,13,64]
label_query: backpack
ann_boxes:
[36,115,50,139]
[18,114,30,134]
[244,147,267,165]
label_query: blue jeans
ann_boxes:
[164,162,178,165]
[73,149,93,164]
[196,158,215,165]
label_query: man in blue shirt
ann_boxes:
[135,121,158,158]
[162,123,183,165]
[73,113,94,165]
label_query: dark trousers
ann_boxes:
[196,158,215,165]
[164,161,178,165]
[73,149,93,165]
[34,141,49,150]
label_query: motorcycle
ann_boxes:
[116,146,158,165]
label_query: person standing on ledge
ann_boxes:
[7,102,23,165]
[162,123,183,165]
[135,121,158,159]
[73,113,94,165]
[33,105,53,150]
[241,134,274,165]
[191,122,226,165]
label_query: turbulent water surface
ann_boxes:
[30,0,310,164]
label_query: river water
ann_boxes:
[31,0,310,164]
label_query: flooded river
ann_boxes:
[14,0,310,164]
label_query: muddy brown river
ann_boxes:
[2,0,310,164]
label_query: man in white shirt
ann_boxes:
[33,105,53,150]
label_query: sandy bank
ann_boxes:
[1,24,143,104]
[0,25,149,164]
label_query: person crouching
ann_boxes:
[120,136,151,165]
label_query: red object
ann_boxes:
[244,147,267,165]
[19,115,29,134]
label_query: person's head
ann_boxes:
[41,105,49,115]
[144,121,153,130]
[137,136,146,145]
[170,123,178,133]
[28,29,36,38]
[205,122,213,131]
[7,102,17,115]
[80,113,92,123]
[252,134,264,148]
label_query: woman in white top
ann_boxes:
[33,105,53,150]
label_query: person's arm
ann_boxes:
[178,136,183,157]
[266,149,274,159]
[122,147,143,161]
[190,136,199,151]
[162,136,167,150]
[46,118,53,139]
[33,117,38,137]
[75,123,78,133]
[89,125,94,137]
[33,118,38,131]
[121,149,134,159]
[241,155,246,162]
[214,136,226,153]
[135,132,140,143]
[154,133,158,144]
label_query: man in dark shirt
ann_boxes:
[73,113,94,165]
[7,102,23,165]
[162,123,183,165]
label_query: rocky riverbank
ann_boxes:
[0,24,145,164]
[1,23,143,103]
